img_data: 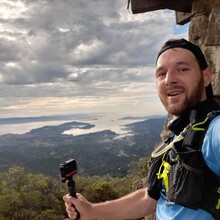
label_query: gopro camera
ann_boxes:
[60,159,78,182]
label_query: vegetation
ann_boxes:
[0,157,150,220]
[0,166,66,220]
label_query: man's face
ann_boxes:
[156,48,207,117]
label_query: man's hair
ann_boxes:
[156,38,213,98]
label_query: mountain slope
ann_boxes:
[0,117,166,178]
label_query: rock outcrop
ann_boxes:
[189,0,220,104]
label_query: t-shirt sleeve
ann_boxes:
[202,115,220,177]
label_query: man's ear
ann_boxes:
[203,67,212,87]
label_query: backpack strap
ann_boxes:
[192,110,220,131]
[183,110,220,150]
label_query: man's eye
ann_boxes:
[156,72,166,78]
[178,68,189,72]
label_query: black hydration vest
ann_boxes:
[147,100,220,219]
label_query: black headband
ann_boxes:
[156,38,213,98]
[156,38,208,70]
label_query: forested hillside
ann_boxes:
[0,117,165,178]
[0,157,149,220]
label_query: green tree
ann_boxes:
[90,181,118,202]
[0,166,66,220]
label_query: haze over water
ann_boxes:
[0,113,156,136]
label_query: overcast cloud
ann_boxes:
[0,0,188,119]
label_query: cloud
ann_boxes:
[0,0,187,118]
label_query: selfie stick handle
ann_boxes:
[68,179,80,219]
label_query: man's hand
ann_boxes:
[63,193,93,220]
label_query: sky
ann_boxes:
[0,0,189,119]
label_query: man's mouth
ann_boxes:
[168,91,183,97]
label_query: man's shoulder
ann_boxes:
[208,114,220,130]
[202,114,220,176]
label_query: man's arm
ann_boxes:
[63,188,157,220]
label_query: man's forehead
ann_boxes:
[156,48,196,66]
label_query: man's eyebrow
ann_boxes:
[156,61,191,70]
[175,61,191,66]
[156,66,165,72]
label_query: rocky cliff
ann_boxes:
[189,0,220,104]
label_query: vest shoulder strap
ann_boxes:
[183,110,220,150]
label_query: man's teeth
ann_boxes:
[169,92,181,96]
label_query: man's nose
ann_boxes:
[165,70,177,86]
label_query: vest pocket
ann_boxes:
[147,155,163,200]
[166,142,205,209]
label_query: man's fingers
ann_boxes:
[63,194,79,219]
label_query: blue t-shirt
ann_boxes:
[156,115,220,220]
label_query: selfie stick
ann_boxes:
[60,159,80,219]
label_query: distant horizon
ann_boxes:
[0,112,166,124]
[0,112,166,136]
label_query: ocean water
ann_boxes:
[0,120,71,135]
[0,115,146,136]
[63,116,142,137]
